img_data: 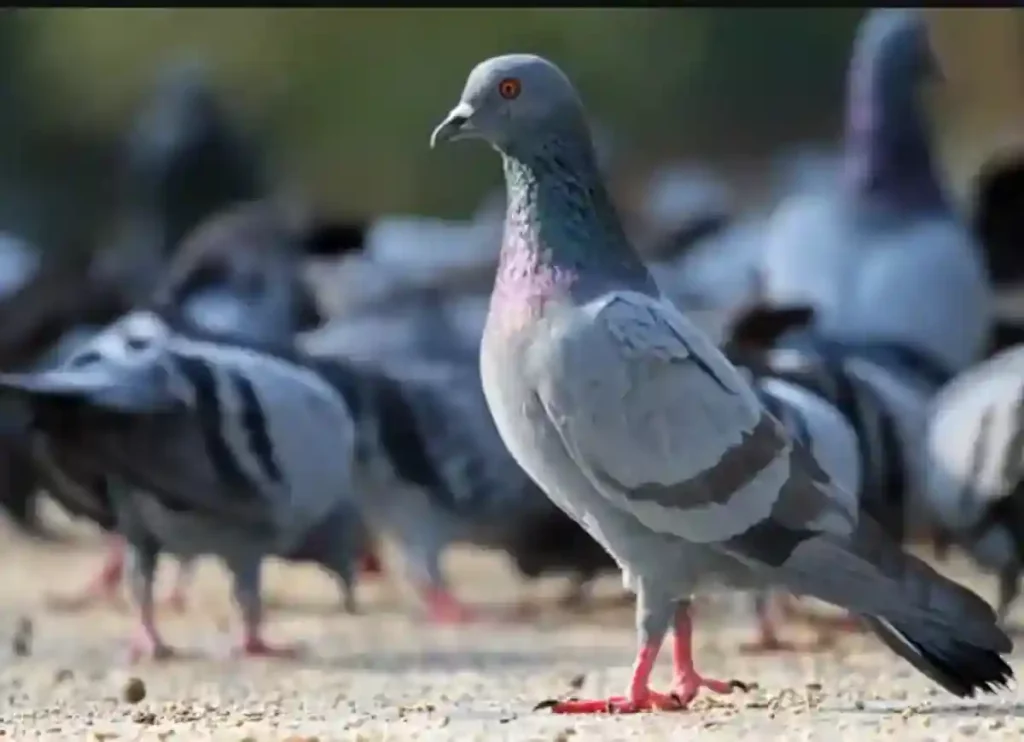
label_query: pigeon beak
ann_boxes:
[430,102,476,148]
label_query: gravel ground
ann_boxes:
[0,516,1022,742]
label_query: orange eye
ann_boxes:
[498,77,521,100]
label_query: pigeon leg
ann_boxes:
[420,584,480,623]
[543,591,682,713]
[47,535,127,612]
[670,600,751,706]
[160,557,196,614]
[126,542,177,662]
[228,556,302,658]
[739,592,800,653]
[406,538,480,623]
[996,564,1020,625]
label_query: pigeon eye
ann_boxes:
[498,77,521,100]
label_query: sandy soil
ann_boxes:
[0,514,1021,742]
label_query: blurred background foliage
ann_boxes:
[0,8,942,252]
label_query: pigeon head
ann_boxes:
[843,9,946,209]
[430,54,588,154]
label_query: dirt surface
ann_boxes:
[0,514,1022,742]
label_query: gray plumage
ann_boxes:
[759,9,991,380]
[925,345,1024,620]
[301,294,617,613]
[431,53,1012,701]
[0,311,364,654]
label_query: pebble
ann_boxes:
[121,678,146,705]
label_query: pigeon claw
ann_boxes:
[670,674,750,708]
[128,636,178,664]
[542,690,686,714]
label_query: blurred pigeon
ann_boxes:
[723,303,927,650]
[48,200,330,612]
[760,9,991,383]
[0,310,366,659]
[925,345,1024,622]
[93,57,266,308]
[302,305,618,621]
[430,53,1012,711]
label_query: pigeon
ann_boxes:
[302,311,618,621]
[924,345,1024,622]
[46,201,358,616]
[759,9,991,385]
[92,57,266,309]
[152,199,325,342]
[0,310,366,659]
[723,304,928,650]
[430,53,1013,712]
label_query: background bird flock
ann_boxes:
[1,6,1024,740]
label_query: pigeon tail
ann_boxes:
[863,615,1013,697]
[765,509,1013,654]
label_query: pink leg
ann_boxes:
[671,605,750,706]
[47,535,126,612]
[420,585,480,624]
[159,559,194,614]
[232,571,303,659]
[739,593,800,654]
[543,641,682,714]
[127,550,177,663]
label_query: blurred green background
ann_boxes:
[0,9,868,248]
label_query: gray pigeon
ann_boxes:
[759,9,991,384]
[0,310,365,660]
[430,53,1013,712]
[46,200,331,615]
[925,345,1024,622]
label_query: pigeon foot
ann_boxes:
[538,690,683,714]
[234,636,304,659]
[128,631,178,663]
[422,587,480,624]
[670,673,750,707]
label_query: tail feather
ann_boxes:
[863,615,1013,697]
[778,514,1013,653]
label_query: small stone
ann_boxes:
[53,669,74,684]
[567,674,585,691]
[804,682,822,691]
[121,678,146,705]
